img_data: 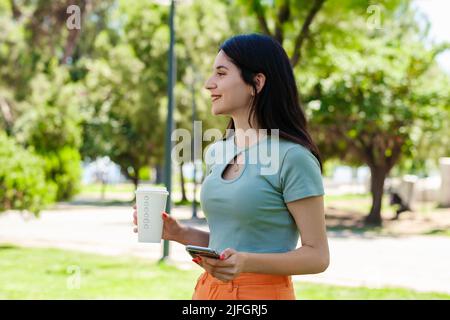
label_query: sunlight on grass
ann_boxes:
[0,245,448,300]
[80,183,183,196]
[80,183,136,194]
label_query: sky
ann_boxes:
[414,0,450,73]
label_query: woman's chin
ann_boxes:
[212,106,224,116]
[212,103,231,116]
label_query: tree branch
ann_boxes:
[9,0,21,19]
[386,138,403,171]
[274,0,291,44]
[256,9,272,36]
[330,124,372,165]
[61,0,88,65]
[290,0,326,67]
[0,97,14,128]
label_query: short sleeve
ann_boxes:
[279,146,325,203]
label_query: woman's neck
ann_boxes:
[231,116,263,149]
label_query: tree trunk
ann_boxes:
[351,167,358,183]
[131,174,139,202]
[101,179,106,201]
[61,0,87,65]
[0,97,14,134]
[180,162,187,202]
[155,164,164,184]
[10,0,22,20]
[365,166,388,226]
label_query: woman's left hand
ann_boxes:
[193,248,247,282]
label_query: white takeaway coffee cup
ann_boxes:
[135,185,169,243]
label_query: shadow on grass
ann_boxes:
[0,244,18,250]
[325,207,398,239]
[424,228,450,237]
[56,199,445,239]
[174,200,201,206]
[326,224,388,239]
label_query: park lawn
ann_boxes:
[425,229,450,237]
[78,185,389,217]
[324,193,395,216]
[80,183,137,194]
[80,183,187,195]
[0,245,449,300]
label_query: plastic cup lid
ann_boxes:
[135,185,169,194]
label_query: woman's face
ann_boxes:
[204,50,253,116]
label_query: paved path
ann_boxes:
[1,204,449,294]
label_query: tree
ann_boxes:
[237,0,405,66]
[238,0,326,67]
[305,8,450,225]
[13,66,84,201]
[81,1,170,190]
[1,0,112,201]
[237,0,449,225]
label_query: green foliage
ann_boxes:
[80,0,245,184]
[78,1,170,183]
[1,0,449,216]
[13,71,83,151]
[138,166,151,181]
[304,6,450,173]
[41,147,81,201]
[237,0,407,64]
[0,132,55,214]
[13,67,83,201]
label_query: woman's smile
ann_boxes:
[211,94,222,102]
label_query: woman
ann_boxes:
[133,33,329,300]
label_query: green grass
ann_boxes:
[79,183,184,199]
[295,283,450,300]
[0,244,199,299]
[80,183,137,194]
[324,193,394,216]
[424,229,450,237]
[80,183,186,195]
[174,199,201,206]
[324,193,371,201]
[0,245,448,300]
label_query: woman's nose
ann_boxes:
[204,76,216,90]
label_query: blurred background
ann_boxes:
[0,0,449,299]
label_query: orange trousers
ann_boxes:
[192,271,296,300]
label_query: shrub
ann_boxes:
[0,133,55,215]
[41,147,82,201]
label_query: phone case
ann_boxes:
[186,246,220,259]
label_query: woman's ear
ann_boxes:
[254,73,266,94]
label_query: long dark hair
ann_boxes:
[219,33,323,173]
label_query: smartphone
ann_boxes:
[186,245,221,259]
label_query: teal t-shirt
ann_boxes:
[200,134,325,254]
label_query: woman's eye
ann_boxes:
[217,73,225,77]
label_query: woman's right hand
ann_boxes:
[132,205,186,243]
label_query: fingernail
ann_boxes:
[162,212,168,218]
[220,254,225,260]
[192,258,199,264]
[197,257,202,262]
